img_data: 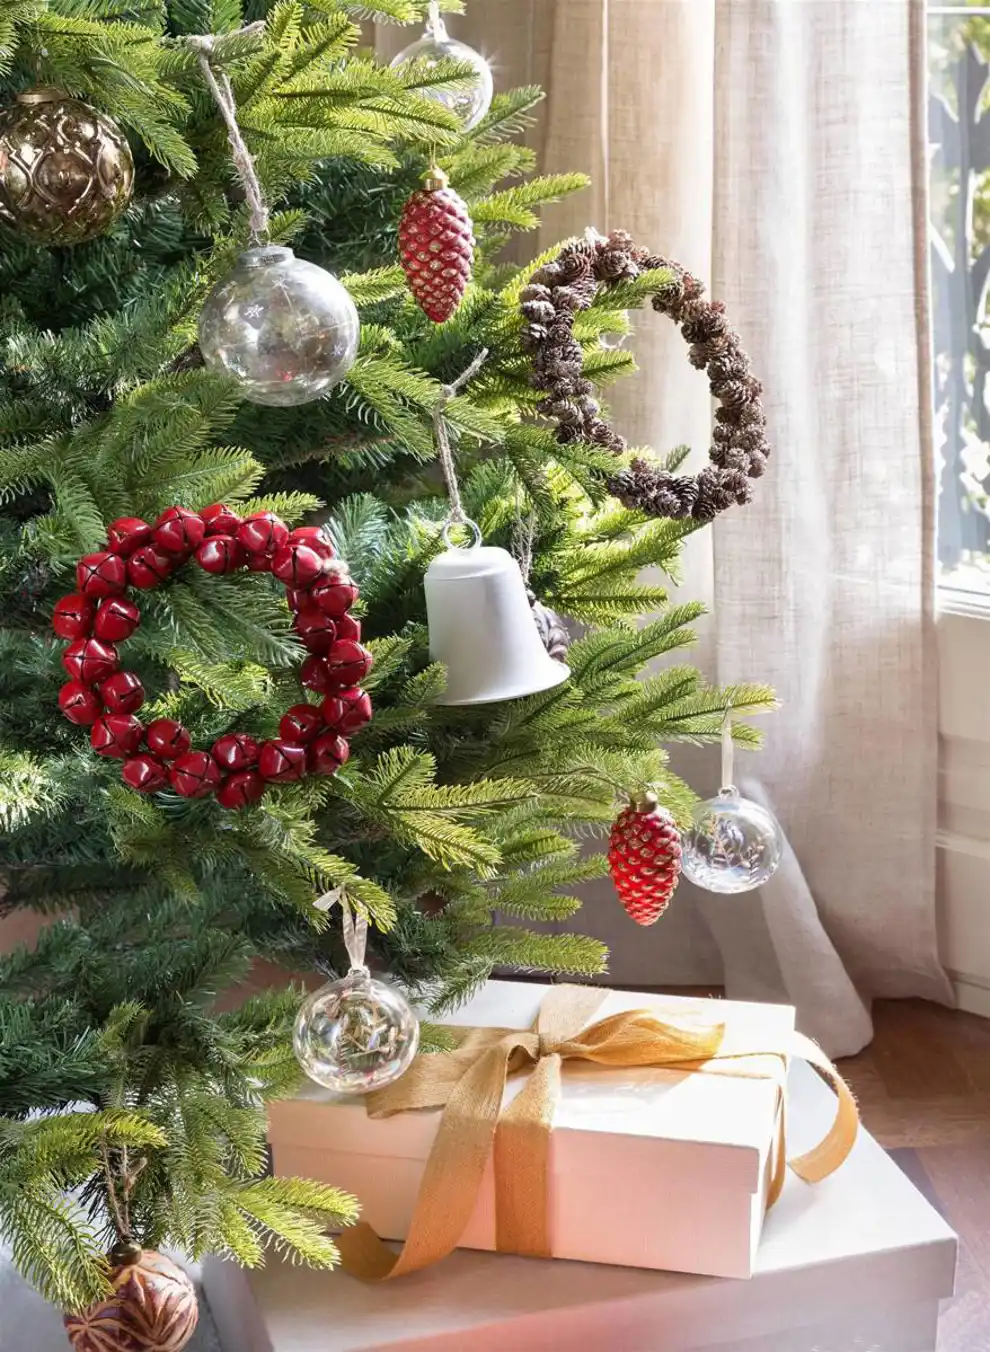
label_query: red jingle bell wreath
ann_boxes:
[53,505,374,811]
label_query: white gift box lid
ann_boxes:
[275,982,794,1194]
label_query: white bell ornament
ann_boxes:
[425,522,570,705]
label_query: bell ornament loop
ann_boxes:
[441,517,484,550]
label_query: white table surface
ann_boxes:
[203,1061,959,1352]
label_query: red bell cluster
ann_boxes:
[53,505,373,811]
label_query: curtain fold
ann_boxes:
[709,0,952,1048]
[396,0,953,1053]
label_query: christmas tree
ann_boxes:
[0,0,774,1322]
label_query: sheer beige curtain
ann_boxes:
[429,0,952,1055]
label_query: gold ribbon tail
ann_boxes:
[337,1032,524,1279]
[786,1030,859,1184]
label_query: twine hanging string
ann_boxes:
[186,23,270,242]
[314,887,369,974]
[512,499,536,583]
[432,348,488,537]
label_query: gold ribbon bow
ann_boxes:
[337,985,858,1280]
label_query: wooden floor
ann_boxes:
[837,999,990,1352]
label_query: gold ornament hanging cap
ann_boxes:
[15,88,63,105]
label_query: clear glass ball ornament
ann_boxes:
[293,967,420,1094]
[198,245,360,407]
[680,788,783,894]
[390,24,494,130]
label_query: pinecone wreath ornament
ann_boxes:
[609,791,683,925]
[528,591,571,662]
[63,1242,199,1352]
[398,166,474,322]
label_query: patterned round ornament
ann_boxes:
[198,245,360,407]
[294,966,419,1093]
[680,788,783,894]
[0,89,134,247]
[53,505,372,809]
[529,594,571,663]
[398,167,474,323]
[608,791,682,925]
[63,1246,198,1352]
[389,11,493,130]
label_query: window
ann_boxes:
[930,3,990,596]
[929,7,990,1017]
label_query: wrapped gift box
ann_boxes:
[208,1061,957,1352]
[269,980,800,1279]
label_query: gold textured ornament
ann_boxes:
[0,89,134,246]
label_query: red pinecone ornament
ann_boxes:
[64,1245,198,1352]
[608,791,682,925]
[398,167,474,323]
